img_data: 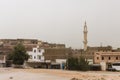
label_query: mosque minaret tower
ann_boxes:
[83,21,88,51]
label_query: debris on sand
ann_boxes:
[9,77,13,79]
[71,78,83,80]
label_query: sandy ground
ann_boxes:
[0,68,120,80]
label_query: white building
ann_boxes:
[27,46,45,62]
[50,59,66,69]
[56,59,66,69]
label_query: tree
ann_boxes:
[78,56,90,71]
[8,43,29,65]
[67,56,90,71]
[67,57,78,70]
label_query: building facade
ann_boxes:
[94,51,120,70]
[94,52,120,64]
[44,48,72,62]
[27,46,45,62]
[26,46,51,68]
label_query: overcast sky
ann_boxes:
[0,0,120,49]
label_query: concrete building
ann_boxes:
[71,46,113,65]
[51,59,66,69]
[26,46,71,69]
[26,46,51,68]
[94,52,120,64]
[44,48,72,62]
[94,51,120,70]
[27,46,45,62]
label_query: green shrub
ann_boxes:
[67,56,90,71]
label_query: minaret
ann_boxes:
[83,21,88,51]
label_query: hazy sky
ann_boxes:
[0,0,120,49]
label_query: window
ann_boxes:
[102,57,104,60]
[39,50,41,53]
[34,56,36,59]
[116,57,118,60]
[34,50,36,53]
[109,57,111,60]
[97,57,99,60]
[38,55,41,59]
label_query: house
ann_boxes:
[26,46,50,68]
[94,51,120,70]
[27,46,45,62]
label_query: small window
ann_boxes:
[34,56,36,59]
[102,57,104,60]
[38,56,41,59]
[116,57,118,60]
[97,57,99,60]
[109,57,111,60]
[34,50,36,53]
[39,50,41,52]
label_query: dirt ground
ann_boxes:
[0,68,120,80]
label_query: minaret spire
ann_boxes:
[83,21,88,51]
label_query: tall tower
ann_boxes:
[83,21,88,51]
